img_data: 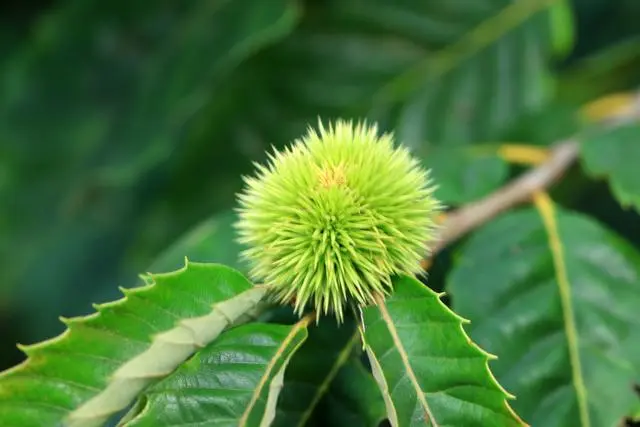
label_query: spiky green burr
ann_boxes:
[235,120,440,321]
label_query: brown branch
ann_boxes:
[430,140,578,255]
[428,92,640,257]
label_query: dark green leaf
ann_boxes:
[273,318,359,427]
[448,205,640,426]
[580,123,640,212]
[363,274,523,426]
[125,320,310,427]
[316,356,387,427]
[261,0,572,148]
[419,146,508,205]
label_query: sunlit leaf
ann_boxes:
[125,319,310,427]
[363,274,523,426]
[0,262,267,427]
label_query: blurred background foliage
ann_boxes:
[0,0,638,376]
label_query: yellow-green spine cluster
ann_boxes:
[235,120,440,321]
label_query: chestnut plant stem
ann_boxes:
[428,91,640,258]
[430,140,578,255]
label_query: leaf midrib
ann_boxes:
[373,0,560,104]
[376,294,438,427]
[533,192,590,427]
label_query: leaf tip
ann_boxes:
[486,352,498,361]
[16,342,30,354]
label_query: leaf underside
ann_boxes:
[363,274,524,427]
[0,261,267,427]
[448,207,640,426]
[124,320,309,427]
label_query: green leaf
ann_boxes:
[447,203,640,426]
[363,274,523,427]
[273,318,359,427]
[580,123,640,212]
[315,356,387,427]
[419,146,508,205]
[263,0,572,148]
[124,319,310,427]
[0,262,267,427]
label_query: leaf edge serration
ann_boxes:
[0,259,268,427]
[362,274,527,427]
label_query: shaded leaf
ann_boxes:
[261,0,573,148]
[315,356,387,427]
[0,262,267,427]
[580,123,640,212]
[448,203,640,426]
[273,318,359,427]
[419,146,508,205]
[363,274,523,427]
[125,319,310,427]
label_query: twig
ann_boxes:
[430,140,578,255]
[428,91,640,257]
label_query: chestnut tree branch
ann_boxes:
[428,92,640,257]
[430,140,578,255]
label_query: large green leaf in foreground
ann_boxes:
[0,262,267,427]
[580,123,640,213]
[448,204,640,426]
[363,275,523,426]
[125,320,309,427]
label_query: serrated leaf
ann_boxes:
[262,0,572,148]
[0,262,267,427]
[273,318,359,427]
[580,123,640,212]
[124,319,310,427]
[448,203,640,426]
[363,274,523,427]
[315,356,387,427]
[140,211,279,328]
